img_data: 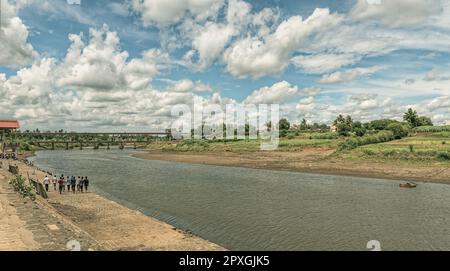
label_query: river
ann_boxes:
[29,149,450,251]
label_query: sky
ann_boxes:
[1,0,450,131]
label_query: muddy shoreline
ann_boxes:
[134,150,450,185]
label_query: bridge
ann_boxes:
[15,132,172,150]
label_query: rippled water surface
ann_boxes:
[30,149,450,250]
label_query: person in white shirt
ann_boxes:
[43,176,50,192]
[52,175,57,191]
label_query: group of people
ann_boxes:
[0,152,17,160]
[43,175,90,194]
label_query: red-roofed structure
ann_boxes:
[0,119,20,130]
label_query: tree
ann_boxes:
[334,115,353,136]
[418,116,433,127]
[387,123,410,139]
[279,118,290,131]
[403,108,420,128]
[300,118,308,130]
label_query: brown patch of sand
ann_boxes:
[134,149,450,184]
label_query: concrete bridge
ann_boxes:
[17,132,171,150]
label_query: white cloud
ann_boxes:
[166,79,213,93]
[223,8,343,78]
[351,0,443,28]
[0,0,37,68]
[424,69,450,82]
[131,0,224,26]
[188,22,235,70]
[319,66,382,84]
[291,53,359,74]
[244,81,299,104]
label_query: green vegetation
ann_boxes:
[346,133,450,162]
[403,108,433,128]
[9,175,36,200]
[338,131,395,151]
[414,126,450,133]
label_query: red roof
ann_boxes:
[0,120,20,129]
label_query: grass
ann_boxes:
[146,133,341,152]
[346,135,450,162]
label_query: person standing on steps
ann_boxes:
[43,176,50,192]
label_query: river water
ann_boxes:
[29,149,450,251]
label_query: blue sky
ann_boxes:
[1,0,450,131]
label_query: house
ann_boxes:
[330,124,337,133]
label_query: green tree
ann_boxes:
[386,123,410,139]
[334,115,353,136]
[418,116,433,127]
[403,108,420,128]
[300,118,308,130]
[279,118,290,131]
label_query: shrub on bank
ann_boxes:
[338,131,395,151]
[174,140,210,151]
[414,125,450,133]
[9,175,35,200]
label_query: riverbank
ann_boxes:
[134,150,450,184]
[0,160,225,251]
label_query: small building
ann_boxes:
[0,119,20,136]
[330,124,337,133]
[0,120,20,153]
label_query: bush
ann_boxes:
[174,140,210,151]
[437,151,450,160]
[354,128,366,137]
[362,149,376,156]
[338,131,395,151]
[9,175,35,200]
[20,141,32,151]
[386,123,410,139]
[414,125,450,133]
[312,133,339,140]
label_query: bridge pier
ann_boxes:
[51,142,55,150]
[66,142,69,150]
[79,142,83,150]
[107,143,110,150]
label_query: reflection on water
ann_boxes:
[30,149,450,251]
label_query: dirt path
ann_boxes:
[13,161,225,251]
[135,150,450,184]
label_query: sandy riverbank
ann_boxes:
[134,149,450,185]
[0,159,225,251]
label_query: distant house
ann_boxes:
[330,124,337,133]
